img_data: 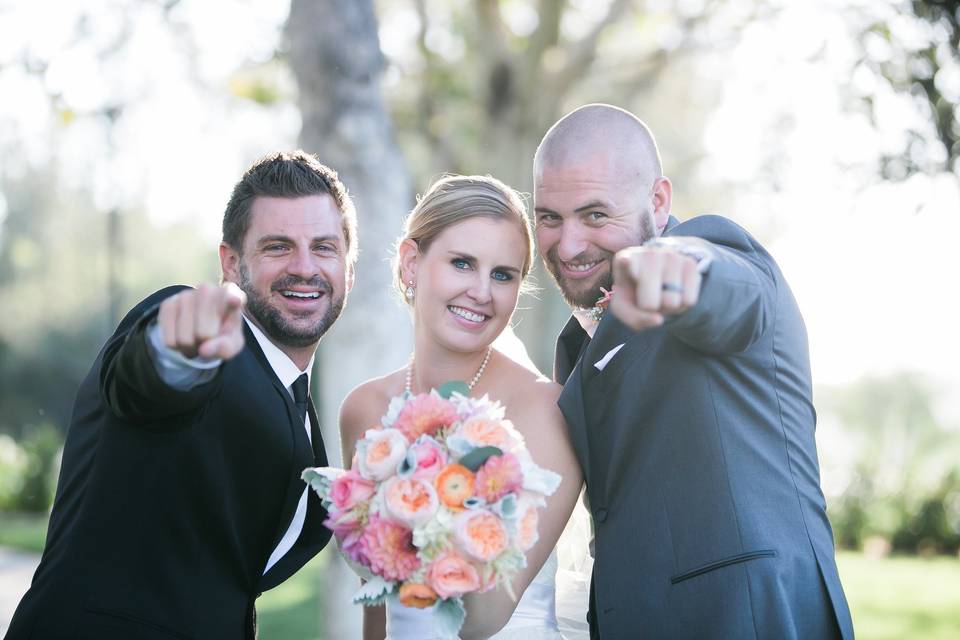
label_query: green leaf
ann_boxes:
[352,576,396,606]
[437,380,470,398]
[459,446,502,472]
[433,597,466,639]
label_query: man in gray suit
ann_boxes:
[533,104,854,639]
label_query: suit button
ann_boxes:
[595,507,608,523]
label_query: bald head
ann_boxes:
[534,104,663,188]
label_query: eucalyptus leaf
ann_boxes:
[433,597,466,639]
[437,380,470,399]
[459,445,503,471]
[352,576,396,606]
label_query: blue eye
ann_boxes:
[452,258,470,270]
[491,270,513,282]
[587,211,607,222]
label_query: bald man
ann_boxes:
[534,104,854,639]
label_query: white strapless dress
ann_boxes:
[386,551,564,639]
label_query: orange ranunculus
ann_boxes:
[434,464,475,510]
[398,582,439,608]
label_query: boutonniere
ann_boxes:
[584,287,614,322]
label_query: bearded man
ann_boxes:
[7,151,354,640]
[534,105,854,639]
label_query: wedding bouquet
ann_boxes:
[302,381,561,637]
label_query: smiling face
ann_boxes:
[534,153,669,309]
[403,216,527,354]
[220,194,353,357]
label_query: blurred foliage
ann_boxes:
[0,424,62,513]
[854,0,960,178]
[819,373,960,554]
[0,165,218,442]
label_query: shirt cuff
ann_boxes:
[146,319,222,391]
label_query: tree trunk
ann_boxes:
[288,1,413,636]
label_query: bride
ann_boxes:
[339,175,585,639]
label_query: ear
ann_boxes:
[397,238,420,285]
[220,242,241,284]
[345,261,356,293]
[652,176,673,235]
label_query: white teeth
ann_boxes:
[566,261,599,272]
[449,306,486,323]
[283,291,319,299]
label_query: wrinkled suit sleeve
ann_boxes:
[663,215,776,355]
[99,285,223,424]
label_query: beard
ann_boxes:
[542,210,657,309]
[239,264,345,349]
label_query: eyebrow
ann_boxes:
[256,234,341,246]
[533,200,612,215]
[449,251,521,273]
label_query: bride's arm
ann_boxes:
[340,385,389,640]
[459,380,584,639]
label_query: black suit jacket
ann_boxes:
[555,216,854,639]
[6,286,331,640]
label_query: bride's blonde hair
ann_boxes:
[394,174,535,305]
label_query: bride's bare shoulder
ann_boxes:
[494,352,563,412]
[340,369,405,431]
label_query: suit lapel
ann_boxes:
[242,325,317,579]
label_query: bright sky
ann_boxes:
[1,0,956,419]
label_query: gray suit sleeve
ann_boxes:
[662,215,775,355]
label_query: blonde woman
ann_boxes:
[339,175,584,639]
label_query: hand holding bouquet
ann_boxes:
[302,382,561,638]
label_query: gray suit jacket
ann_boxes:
[555,215,854,639]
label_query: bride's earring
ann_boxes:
[405,279,415,301]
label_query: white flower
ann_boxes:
[356,428,408,481]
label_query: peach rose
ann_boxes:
[434,464,475,510]
[330,469,376,511]
[456,418,519,450]
[357,428,408,481]
[398,582,439,608]
[454,510,509,562]
[384,476,439,527]
[515,499,540,551]
[426,551,481,599]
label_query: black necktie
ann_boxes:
[292,373,309,424]
[292,373,322,462]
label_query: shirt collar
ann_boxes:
[243,316,313,390]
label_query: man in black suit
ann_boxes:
[6,151,354,639]
[534,105,854,639]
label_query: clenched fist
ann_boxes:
[609,243,702,331]
[157,283,247,360]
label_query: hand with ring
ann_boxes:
[609,244,702,331]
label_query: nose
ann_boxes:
[466,273,492,305]
[287,246,320,279]
[555,222,589,263]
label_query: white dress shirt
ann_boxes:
[147,316,315,575]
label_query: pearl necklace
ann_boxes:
[405,346,492,395]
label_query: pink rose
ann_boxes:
[330,469,376,511]
[426,551,481,598]
[409,437,448,482]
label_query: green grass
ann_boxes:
[254,547,331,640]
[0,512,47,553]
[837,551,960,640]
